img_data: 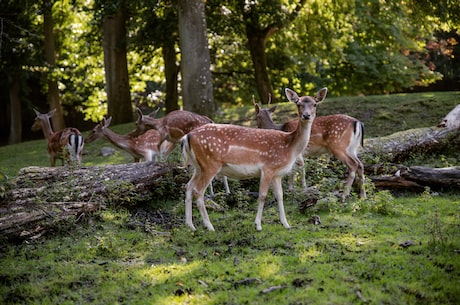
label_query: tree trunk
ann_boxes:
[102,9,132,124]
[178,0,215,117]
[8,73,22,144]
[162,40,180,113]
[0,162,188,242]
[245,25,275,104]
[43,0,65,130]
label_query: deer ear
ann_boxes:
[269,105,277,113]
[33,108,41,116]
[149,107,160,118]
[48,108,57,117]
[105,116,112,127]
[315,87,328,103]
[254,102,261,114]
[285,88,299,103]
[136,107,144,118]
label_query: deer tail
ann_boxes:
[353,121,365,148]
[68,132,84,163]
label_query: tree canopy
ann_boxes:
[0,0,458,144]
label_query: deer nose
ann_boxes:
[302,114,311,120]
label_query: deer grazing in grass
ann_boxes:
[85,117,174,162]
[254,99,366,200]
[31,109,84,166]
[181,87,327,231]
[135,107,230,195]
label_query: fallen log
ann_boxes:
[0,162,188,242]
[366,163,460,192]
[363,127,459,163]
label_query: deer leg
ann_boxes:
[272,176,290,229]
[185,176,197,231]
[194,168,218,231]
[356,158,366,199]
[255,174,271,231]
[223,176,230,195]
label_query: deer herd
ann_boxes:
[32,87,367,231]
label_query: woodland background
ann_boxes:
[1,0,459,146]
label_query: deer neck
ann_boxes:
[290,117,314,155]
[40,118,55,140]
[102,128,132,150]
[143,116,162,130]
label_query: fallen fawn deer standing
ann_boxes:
[181,87,327,231]
[254,101,366,200]
[31,109,84,166]
[85,116,174,162]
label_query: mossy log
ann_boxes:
[0,162,188,242]
[362,127,459,163]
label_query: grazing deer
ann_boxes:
[181,87,327,231]
[31,109,84,166]
[254,101,366,200]
[135,108,230,195]
[85,117,174,162]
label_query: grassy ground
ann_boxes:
[0,91,459,304]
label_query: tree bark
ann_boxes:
[178,0,215,117]
[362,127,460,163]
[366,164,460,192]
[162,40,180,113]
[102,9,132,124]
[245,25,276,104]
[43,0,65,130]
[8,73,22,144]
[0,162,188,242]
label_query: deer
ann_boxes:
[134,107,230,195]
[31,109,84,167]
[254,99,366,201]
[85,116,174,163]
[181,87,328,231]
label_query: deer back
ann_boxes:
[184,88,327,179]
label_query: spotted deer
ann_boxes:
[31,109,84,166]
[85,117,174,162]
[181,87,327,231]
[254,101,366,200]
[135,108,229,196]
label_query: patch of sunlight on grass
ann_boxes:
[142,261,202,284]
[299,248,322,263]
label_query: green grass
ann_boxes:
[1,194,459,304]
[0,91,459,304]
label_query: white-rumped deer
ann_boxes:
[181,87,327,231]
[135,107,230,195]
[31,109,84,166]
[85,117,174,162]
[254,102,366,200]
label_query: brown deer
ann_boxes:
[134,108,213,148]
[31,109,84,166]
[135,108,230,196]
[254,101,366,200]
[181,87,327,231]
[85,117,174,162]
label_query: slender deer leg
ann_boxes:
[356,158,366,199]
[185,178,197,231]
[272,176,290,229]
[255,174,272,231]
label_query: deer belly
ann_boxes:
[219,163,261,180]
